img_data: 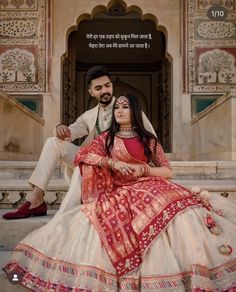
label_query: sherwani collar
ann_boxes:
[90,97,116,128]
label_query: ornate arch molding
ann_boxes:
[62,0,170,58]
[62,0,172,152]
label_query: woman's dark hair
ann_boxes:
[86,65,111,87]
[105,93,158,161]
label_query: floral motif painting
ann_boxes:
[0,0,48,92]
[194,20,236,39]
[184,0,236,92]
[196,0,235,10]
[0,0,37,11]
[0,47,37,83]
[197,48,236,84]
[0,19,37,38]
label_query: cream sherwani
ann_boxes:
[29,97,156,196]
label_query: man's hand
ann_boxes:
[55,125,71,140]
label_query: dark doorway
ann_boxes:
[62,4,172,152]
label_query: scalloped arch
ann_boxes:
[64,0,169,58]
[62,0,172,153]
[107,0,128,11]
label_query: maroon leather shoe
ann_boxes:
[2,201,47,220]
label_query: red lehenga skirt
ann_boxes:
[3,171,236,291]
[3,133,236,291]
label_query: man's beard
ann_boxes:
[99,94,112,105]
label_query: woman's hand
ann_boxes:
[149,166,173,179]
[114,162,150,177]
[100,159,150,177]
[131,164,150,178]
[112,161,134,175]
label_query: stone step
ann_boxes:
[0,178,67,190]
[0,179,68,209]
[0,178,235,290]
[175,180,236,204]
[0,160,63,180]
[0,178,236,210]
[174,179,236,193]
[171,161,236,179]
[0,160,235,180]
[0,251,28,291]
[1,178,235,193]
[0,210,56,251]
[0,180,235,251]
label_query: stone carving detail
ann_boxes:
[0,48,36,83]
[44,191,58,204]
[158,59,172,152]
[7,191,22,203]
[0,190,67,209]
[0,19,37,38]
[197,21,236,38]
[197,0,235,10]
[198,49,236,84]
[61,192,66,201]
[0,0,37,10]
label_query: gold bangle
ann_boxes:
[107,158,112,168]
[112,159,118,170]
[100,157,109,167]
[143,164,150,176]
[107,158,116,170]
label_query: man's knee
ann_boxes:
[43,136,64,154]
[43,136,57,150]
[43,137,77,161]
[45,136,56,144]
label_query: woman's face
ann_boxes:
[114,96,132,128]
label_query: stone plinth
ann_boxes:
[0,92,45,161]
[191,92,236,160]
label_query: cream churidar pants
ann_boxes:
[29,137,79,191]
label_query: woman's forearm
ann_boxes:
[149,166,173,179]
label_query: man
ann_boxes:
[3,65,156,219]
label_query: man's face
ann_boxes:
[88,75,113,107]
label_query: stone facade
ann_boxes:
[0,91,44,160]
[191,90,236,160]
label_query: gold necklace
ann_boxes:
[116,127,137,138]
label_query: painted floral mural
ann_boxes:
[0,48,35,83]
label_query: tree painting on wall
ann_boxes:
[198,48,236,84]
[0,48,36,83]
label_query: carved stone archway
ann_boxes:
[62,1,172,152]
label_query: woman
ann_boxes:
[3,94,236,291]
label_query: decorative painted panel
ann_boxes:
[0,0,38,11]
[196,0,235,11]
[0,0,49,92]
[184,0,236,92]
[194,20,236,39]
[197,48,236,84]
[0,18,38,38]
[0,46,37,83]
